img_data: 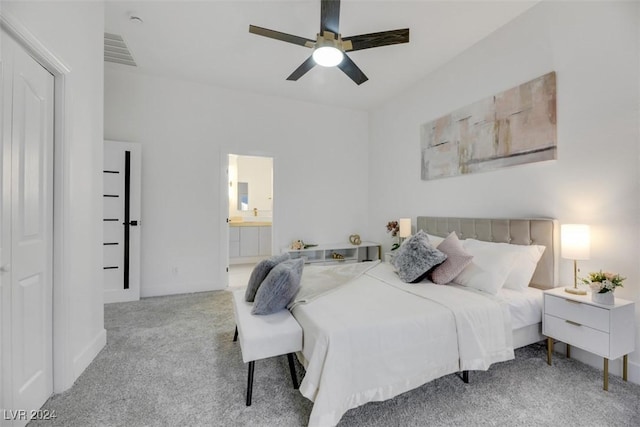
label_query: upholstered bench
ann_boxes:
[231,289,302,406]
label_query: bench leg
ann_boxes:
[233,326,238,342]
[246,361,255,406]
[287,353,299,389]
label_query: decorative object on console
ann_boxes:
[420,72,557,181]
[290,239,318,250]
[392,230,447,283]
[349,234,361,245]
[386,220,400,250]
[581,270,625,305]
[399,218,411,245]
[561,224,590,295]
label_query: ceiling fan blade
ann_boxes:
[287,56,317,81]
[343,28,410,52]
[320,0,341,34]
[249,25,315,47]
[337,54,368,85]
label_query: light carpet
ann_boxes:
[30,290,640,426]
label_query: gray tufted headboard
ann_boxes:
[416,216,559,289]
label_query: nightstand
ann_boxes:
[543,287,635,390]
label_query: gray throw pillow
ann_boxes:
[392,230,447,283]
[252,258,304,315]
[430,232,474,285]
[244,252,291,302]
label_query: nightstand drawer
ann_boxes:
[544,294,609,333]
[544,314,609,357]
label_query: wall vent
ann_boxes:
[104,33,137,67]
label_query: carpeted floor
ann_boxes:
[31,290,640,426]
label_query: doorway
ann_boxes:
[227,154,273,288]
[103,140,142,304]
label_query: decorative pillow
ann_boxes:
[244,252,291,302]
[252,258,304,315]
[463,239,546,291]
[453,243,518,295]
[430,232,474,285]
[392,230,447,283]
[426,233,446,247]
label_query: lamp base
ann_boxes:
[564,287,587,295]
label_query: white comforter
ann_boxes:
[291,262,514,427]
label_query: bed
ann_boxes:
[290,217,559,427]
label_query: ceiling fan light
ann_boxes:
[312,46,344,67]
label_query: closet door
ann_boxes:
[0,30,54,421]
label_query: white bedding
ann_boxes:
[291,262,514,427]
[498,286,543,330]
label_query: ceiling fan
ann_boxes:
[249,0,409,85]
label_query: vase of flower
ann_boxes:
[581,271,625,305]
[591,287,615,305]
[386,220,400,250]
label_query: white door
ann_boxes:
[0,30,54,422]
[103,140,141,303]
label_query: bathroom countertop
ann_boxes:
[229,221,272,227]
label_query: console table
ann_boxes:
[282,241,381,265]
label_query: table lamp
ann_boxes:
[399,218,411,245]
[561,224,590,295]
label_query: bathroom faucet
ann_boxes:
[253,208,258,217]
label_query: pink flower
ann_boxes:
[386,221,400,237]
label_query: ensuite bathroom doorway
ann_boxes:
[227,154,273,288]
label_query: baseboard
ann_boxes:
[140,281,222,298]
[72,328,106,379]
[565,346,640,385]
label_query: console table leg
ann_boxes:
[623,355,628,381]
[603,358,609,391]
[546,337,552,365]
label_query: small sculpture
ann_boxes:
[290,239,318,250]
[349,234,361,245]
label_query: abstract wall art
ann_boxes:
[420,72,557,181]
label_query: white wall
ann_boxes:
[104,68,369,297]
[369,1,640,379]
[2,0,106,391]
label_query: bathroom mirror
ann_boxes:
[237,182,249,211]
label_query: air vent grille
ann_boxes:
[104,33,137,67]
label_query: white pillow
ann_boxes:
[426,233,446,247]
[453,243,518,295]
[463,239,546,291]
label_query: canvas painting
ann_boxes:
[420,72,557,181]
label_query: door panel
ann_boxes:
[1,29,54,421]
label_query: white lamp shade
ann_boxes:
[399,218,411,238]
[561,224,590,260]
[312,46,344,67]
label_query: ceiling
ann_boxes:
[105,0,538,111]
